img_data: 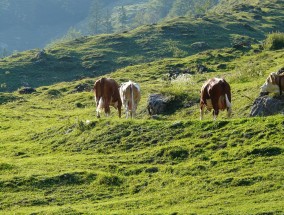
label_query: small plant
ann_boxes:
[264,32,284,50]
[164,74,194,97]
[98,174,122,186]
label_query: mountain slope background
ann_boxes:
[0,0,283,92]
[0,0,283,214]
[0,0,219,53]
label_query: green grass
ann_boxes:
[0,101,283,214]
[0,0,284,214]
[0,45,284,214]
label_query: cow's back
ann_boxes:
[98,78,120,102]
[120,81,141,101]
[201,78,231,110]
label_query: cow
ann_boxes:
[93,77,122,118]
[119,81,141,118]
[200,78,232,120]
[260,72,284,95]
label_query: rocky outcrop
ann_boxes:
[250,95,284,116]
[147,94,171,116]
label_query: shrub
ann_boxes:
[98,174,122,186]
[0,94,20,104]
[166,147,189,161]
[264,32,284,50]
[45,89,62,98]
[162,74,197,100]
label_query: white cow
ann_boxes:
[260,72,284,95]
[119,81,141,118]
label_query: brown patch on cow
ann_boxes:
[200,78,232,120]
[93,77,122,118]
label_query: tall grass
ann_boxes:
[264,32,284,50]
[161,74,198,101]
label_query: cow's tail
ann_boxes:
[131,82,134,113]
[96,78,106,112]
[225,94,231,108]
[96,97,104,112]
[220,79,231,108]
[220,79,232,117]
[225,94,232,117]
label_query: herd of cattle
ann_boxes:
[93,69,284,120]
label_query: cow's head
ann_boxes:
[260,72,280,94]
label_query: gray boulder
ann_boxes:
[250,95,284,116]
[147,94,171,115]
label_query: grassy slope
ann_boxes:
[0,0,283,92]
[0,0,284,214]
[0,46,284,214]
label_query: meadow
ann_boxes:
[0,0,284,214]
[0,45,284,214]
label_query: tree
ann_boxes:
[144,0,174,23]
[102,9,113,34]
[118,6,127,32]
[63,27,82,40]
[88,0,103,34]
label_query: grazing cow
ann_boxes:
[119,81,141,118]
[93,77,122,118]
[260,72,284,95]
[200,78,232,120]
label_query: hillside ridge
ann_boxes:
[0,0,283,92]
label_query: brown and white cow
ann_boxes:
[200,78,232,120]
[260,72,284,95]
[119,81,141,118]
[93,77,122,118]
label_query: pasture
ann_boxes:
[0,46,284,214]
[0,0,284,213]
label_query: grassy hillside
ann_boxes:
[0,44,284,214]
[0,115,283,214]
[0,0,284,214]
[0,0,283,92]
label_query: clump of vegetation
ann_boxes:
[264,32,284,50]
[45,89,62,98]
[0,93,21,104]
[162,74,197,99]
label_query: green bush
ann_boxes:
[264,32,284,50]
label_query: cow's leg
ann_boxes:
[212,102,219,120]
[200,103,205,120]
[105,106,110,117]
[104,100,110,117]
[118,103,122,118]
[96,110,100,118]
[212,108,219,120]
[131,108,135,119]
[125,103,129,119]
[213,110,219,120]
